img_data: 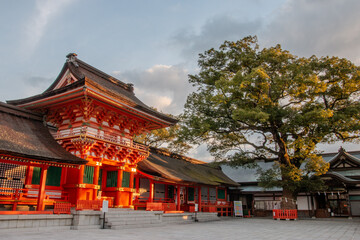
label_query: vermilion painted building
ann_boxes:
[0,102,86,211]
[1,54,237,214]
[6,53,177,209]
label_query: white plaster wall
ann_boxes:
[297,196,309,210]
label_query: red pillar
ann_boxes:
[176,185,181,211]
[135,175,140,203]
[77,165,85,200]
[149,180,154,202]
[36,166,48,211]
[114,168,123,207]
[25,166,33,186]
[198,187,202,212]
[93,165,100,199]
[128,172,135,207]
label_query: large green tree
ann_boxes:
[181,36,360,208]
[134,110,190,155]
[134,123,191,155]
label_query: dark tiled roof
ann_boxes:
[321,172,360,185]
[7,54,177,125]
[0,102,87,165]
[137,148,239,186]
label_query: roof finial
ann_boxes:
[66,53,77,59]
[66,53,79,67]
[339,146,345,153]
[127,83,134,93]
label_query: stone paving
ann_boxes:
[1,218,359,240]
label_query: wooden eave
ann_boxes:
[0,153,81,169]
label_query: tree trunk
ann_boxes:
[281,187,297,209]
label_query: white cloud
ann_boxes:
[171,15,263,61]
[114,64,192,115]
[262,0,360,63]
[134,88,173,110]
[22,0,73,56]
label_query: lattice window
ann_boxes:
[188,187,195,201]
[46,167,62,186]
[217,188,226,200]
[83,166,94,184]
[106,171,118,187]
[0,163,26,193]
[122,171,130,188]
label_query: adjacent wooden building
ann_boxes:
[135,148,238,215]
[0,102,86,211]
[221,147,360,218]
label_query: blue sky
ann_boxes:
[1,0,360,160]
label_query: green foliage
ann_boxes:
[134,112,190,155]
[181,36,360,195]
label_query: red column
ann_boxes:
[198,187,202,212]
[25,166,33,186]
[36,166,48,211]
[93,165,100,199]
[77,165,85,200]
[135,175,140,203]
[149,180,154,202]
[114,168,123,207]
[128,171,135,207]
[176,185,181,211]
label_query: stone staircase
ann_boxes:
[104,209,164,229]
[103,209,221,229]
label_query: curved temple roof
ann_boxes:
[0,102,87,165]
[7,53,177,126]
[138,148,239,186]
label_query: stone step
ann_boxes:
[104,209,163,229]
[108,218,162,225]
[105,210,162,216]
[110,222,166,230]
[106,217,161,223]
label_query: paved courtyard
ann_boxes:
[1,218,359,240]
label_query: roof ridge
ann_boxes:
[66,53,134,94]
[0,101,43,121]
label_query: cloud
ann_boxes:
[113,64,192,115]
[22,0,73,56]
[171,15,263,61]
[262,0,360,63]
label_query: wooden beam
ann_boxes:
[36,166,48,211]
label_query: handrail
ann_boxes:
[52,126,149,151]
[0,187,68,201]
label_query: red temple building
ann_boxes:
[1,53,237,215]
[6,53,177,209]
[0,102,86,212]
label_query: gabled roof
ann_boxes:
[0,102,87,165]
[327,147,360,169]
[137,148,239,186]
[7,53,177,126]
[320,172,360,186]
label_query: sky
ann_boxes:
[1,0,360,161]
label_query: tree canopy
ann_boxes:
[134,111,190,155]
[180,36,360,206]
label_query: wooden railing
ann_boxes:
[273,209,298,220]
[54,202,71,214]
[0,187,69,210]
[53,126,148,151]
[76,200,102,211]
